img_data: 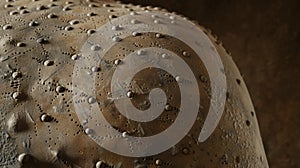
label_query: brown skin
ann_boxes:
[121,0,300,167]
[0,0,268,167]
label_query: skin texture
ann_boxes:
[0,0,268,167]
[120,0,300,167]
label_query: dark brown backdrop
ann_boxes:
[121,0,300,167]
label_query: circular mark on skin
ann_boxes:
[97,31,210,137]
[72,11,226,157]
[111,48,197,123]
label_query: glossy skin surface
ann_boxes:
[0,0,268,167]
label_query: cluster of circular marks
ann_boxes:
[73,10,226,157]
[0,0,154,167]
[0,0,268,167]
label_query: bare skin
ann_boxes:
[0,0,268,167]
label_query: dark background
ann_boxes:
[121,0,300,167]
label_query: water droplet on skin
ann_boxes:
[161,53,168,59]
[132,32,140,36]
[102,4,110,7]
[88,97,96,104]
[4,4,13,8]
[109,15,117,19]
[55,86,65,93]
[69,20,79,25]
[89,4,97,8]
[91,44,101,51]
[154,19,160,24]
[36,5,47,11]
[169,15,175,20]
[114,59,122,65]
[20,9,29,14]
[12,92,20,100]
[9,10,18,15]
[130,11,137,15]
[137,49,145,55]
[87,29,96,35]
[40,114,53,122]
[29,20,39,27]
[164,104,172,111]
[96,161,104,168]
[43,60,54,66]
[64,26,73,31]
[155,33,162,38]
[131,19,139,24]
[65,1,73,5]
[18,153,30,163]
[155,159,162,166]
[71,54,79,60]
[12,72,21,79]
[16,42,26,47]
[91,66,100,72]
[3,24,12,30]
[36,37,48,44]
[85,128,93,134]
[112,36,122,42]
[17,6,26,10]
[182,51,189,57]
[127,8,133,12]
[86,12,97,17]
[62,6,71,11]
[122,132,128,138]
[151,14,158,18]
[126,91,134,98]
[47,13,57,19]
